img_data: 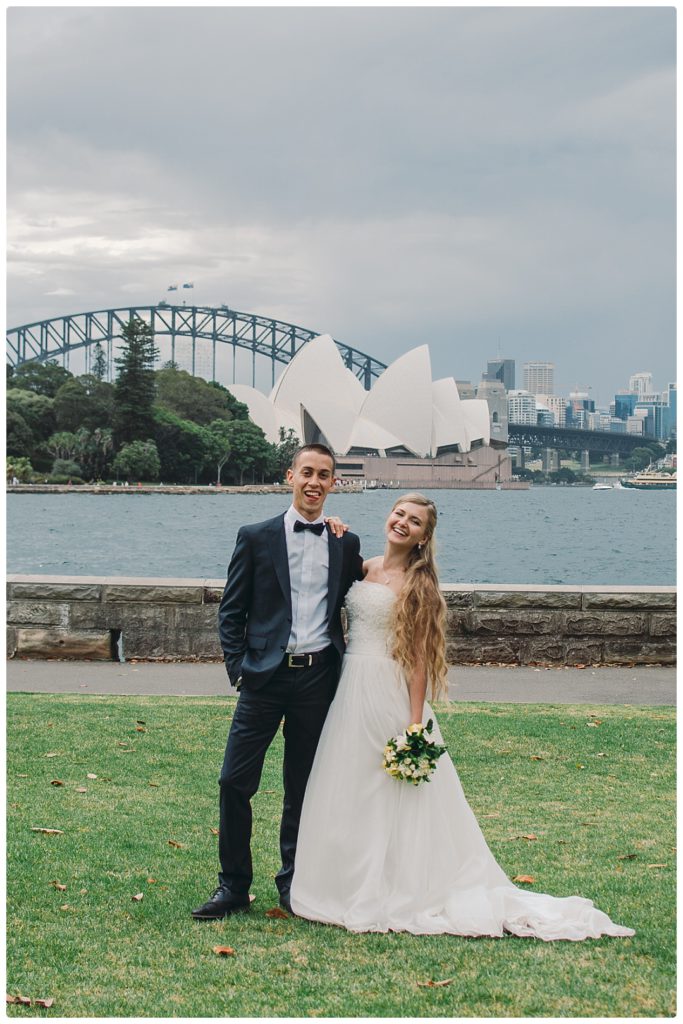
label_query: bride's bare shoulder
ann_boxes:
[362,555,382,579]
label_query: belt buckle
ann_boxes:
[287,653,312,668]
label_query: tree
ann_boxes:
[112,439,161,482]
[6,408,35,457]
[152,406,211,483]
[54,375,114,432]
[74,427,114,480]
[220,420,272,485]
[6,389,56,442]
[113,318,159,448]
[6,456,33,483]
[155,366,248,426]
[43,431,80,462]
[12,360,73,397]
[271,427,301,480]
[205,420,233,485]
[91,341,107,382]
[51,458,83,479]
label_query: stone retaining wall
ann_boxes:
[6,575,676,666]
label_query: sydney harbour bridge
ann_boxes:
[6,303,650,457]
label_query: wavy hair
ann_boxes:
[389,493,448,699]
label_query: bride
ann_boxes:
[290,493,634,940]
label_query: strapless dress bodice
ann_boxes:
[345,580,396,658]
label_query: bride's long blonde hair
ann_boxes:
[389,493,448,699]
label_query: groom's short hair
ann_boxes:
[290,443,336,474]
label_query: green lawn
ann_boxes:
[6,693,675,1018]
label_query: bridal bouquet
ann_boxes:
[383,720,446,785]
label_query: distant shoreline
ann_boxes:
[7,480,533,494]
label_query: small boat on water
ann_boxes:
[620,469,677,491]
[592,482,613,490]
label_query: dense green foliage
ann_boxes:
[6,324,301,485]
[6,694,675,1017]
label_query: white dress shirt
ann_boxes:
[283,504,330,653]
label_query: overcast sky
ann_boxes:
[6,6,676,405]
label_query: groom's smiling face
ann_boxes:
[287,451,336,520]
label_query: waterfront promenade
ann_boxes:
[7,658,676,705]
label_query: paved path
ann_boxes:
[6,659,676,705]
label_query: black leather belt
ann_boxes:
[283,648,332,669]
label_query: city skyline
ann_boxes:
[7,7,675,407]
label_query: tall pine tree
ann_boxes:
[113,318,159,448]
[91,340,107,381]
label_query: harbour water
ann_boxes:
[6,487,675,586]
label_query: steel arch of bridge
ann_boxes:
[508,422,655,456]
[6,304,387,389]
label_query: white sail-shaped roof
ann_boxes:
[226,384,299,444]
[357,345,434,457]
[462,399,491,448]
[431,377,469,452]
[270,334,365,453]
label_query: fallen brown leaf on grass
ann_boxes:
[86,773,97,780]
[50,881,67,891]
[136,726,146,733]
[647,863,667,869]
[132,893,144,902]
[31,827,64,835]
[417,978,453,988]
[249,894,256,903]
[147,878,157,884]
[148,782,160,788]
[213,946,236,956]
[59,904,70,911]
[506,834,538,842]
[513,875,536,884]
[530,755,544,761]
[50,780,64,787]
[617,853,637,861]
[45,753,59,758]
[265,907,289,919]
[75,787,87,793]
[209,828,219,836]
[167,840,183,848]
[35,998,54,1008]
[6,994,32,1005]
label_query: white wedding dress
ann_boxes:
[290,581,635,940]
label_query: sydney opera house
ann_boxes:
[228,335,514,487]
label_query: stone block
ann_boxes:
[474,590,582,609]
[649,613,677,637]
[466,611,559,635]
[203,587,224,605]
[442,591,475,610]
[7,601,69,627]
[582,590,676,610]
[445,610,469,635]
[446,637,521,664]
[10,582,102,602]
[564,613,648,637]
[520,638,567,663]
[103,585,204,604]
[7,626,17,658]
[602,641,675,666]
[14,628,113,660]
[69,603,112,630]
[563,640,604,664]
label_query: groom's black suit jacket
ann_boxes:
[218,512,363,690]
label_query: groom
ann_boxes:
[192,443,363,919]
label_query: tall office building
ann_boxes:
[629,372,654,397]
[507,390,537,425]
[535,394,566,427]
[523,361,555,396]
[484,359,515,391]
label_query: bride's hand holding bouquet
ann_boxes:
[383,720,446,785]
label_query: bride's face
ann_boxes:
[385,501,430,552]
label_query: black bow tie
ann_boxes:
[293,520,325,535]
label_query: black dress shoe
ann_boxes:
[191,887,251,920]
[279,893,293,915]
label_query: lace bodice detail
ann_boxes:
[345,581,396,657]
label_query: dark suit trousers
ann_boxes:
[218,654,337,898]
